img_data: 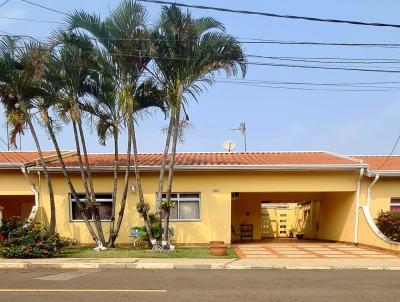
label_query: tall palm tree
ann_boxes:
[152,5,247,241]
[36,51,100,242]
[0,36,57,235]
[81,56,165,246]
[67,0,165,245]
[50,31,107,244]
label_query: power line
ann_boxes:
[0,16,63,24]
[377,135,400,170]
[7,40,400,74]
[214,81,400,92]
[0,0,11,8]
[20,0,68,15]
[138,0,400,30]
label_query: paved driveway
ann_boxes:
[232,242,399,259]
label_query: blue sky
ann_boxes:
[2,0,400,155]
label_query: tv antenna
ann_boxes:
[229,122,247,152]
[222,140,237,152]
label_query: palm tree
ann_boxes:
[67,0,165,245]
[50,31,107,244]
[0,36,58,235]
[152,5,247,241]
[81,58,165,246]
[36,51,100,242]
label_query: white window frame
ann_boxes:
[158,192,201,221]
[69,193,113,222]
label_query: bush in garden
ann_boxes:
[138,212,163,243]
[0,216,25,240]
[1,221,73,258]
[375,211,400,242]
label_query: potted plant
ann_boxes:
[296,233,304,240]
[210,241,227,256]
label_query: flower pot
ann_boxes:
[209,241,224,247]
[210,244,227,256]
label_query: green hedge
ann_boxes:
[375,211,400,242]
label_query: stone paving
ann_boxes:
[232,242,400,259]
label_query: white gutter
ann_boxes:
[27,163,368,173]
[367,174,380,207]
[368,170,400,177]
[20,167,39,222]
[353,168,364,244]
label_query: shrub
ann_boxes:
[0,216,25,239]
[138,212,163,243]
[1,222,72,258]
[375,211,400,242]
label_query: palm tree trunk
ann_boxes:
[72,120,104,243]
[77,119,106,244]
[43,111,99,241]
[163,107,181,241]
[131,120,154,242]
[109,115,133,246]
[107,126,119,247]
[19,102,56,235]
[156,113,174,223]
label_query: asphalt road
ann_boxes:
[0,269,398,302]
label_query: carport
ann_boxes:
[231,191,356,243]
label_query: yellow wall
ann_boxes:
[30,170,360,245]
[357,177,400,251]
[13,167,400,249]
[261,205,298,238]
[318,192,355,242]
[0,170,34,195]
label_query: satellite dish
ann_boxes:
[222,140,237,152]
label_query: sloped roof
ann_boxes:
[0,150,364,171]
[352,155,400,171]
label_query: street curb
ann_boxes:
[0,262,400,270]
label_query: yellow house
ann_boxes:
[1,150,400,251]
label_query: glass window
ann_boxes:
[70,194,112,221]
[159,193,200,220]
[391,198,400,212]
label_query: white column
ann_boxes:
[0,206,3,227]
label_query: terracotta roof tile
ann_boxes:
[353,155,400,171]
[0,151,362,168]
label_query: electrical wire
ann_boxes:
[0,0,11,8]
[138,0,400,30]
[20,0,67,15]
[377,135,400,170]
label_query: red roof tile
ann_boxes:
[0,151,362,169]
[0,151,55,166]
[353,156,400,171]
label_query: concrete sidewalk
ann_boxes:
[1,257,400,270]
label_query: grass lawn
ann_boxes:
[62,246,238,259]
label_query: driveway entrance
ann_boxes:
[232,242,399,259]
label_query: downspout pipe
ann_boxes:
[354,168,364,245]
[367,174,380,208]
[20,166,39,222]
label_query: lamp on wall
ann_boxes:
[130,185,135,193]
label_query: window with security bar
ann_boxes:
[390,198,400,213]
